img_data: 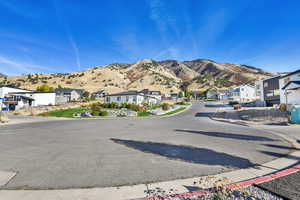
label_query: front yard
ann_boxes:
[38,102,189,118]
[38,107,90,118]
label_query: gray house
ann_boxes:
[55,88,85,104]
[92,90,108,99]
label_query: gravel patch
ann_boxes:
[144,186,283,200]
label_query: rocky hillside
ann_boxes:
[0,73,6,78]
[0,59,275,93]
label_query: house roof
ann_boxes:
[282,81,300,90]
[55,88,85,95]
[262,75,281,82]
[280,69,300,79]
[94,90,106,94]
[8,91,55,94]
[140,89,161,95]
[6,94,35,101]
[106,90,144,96]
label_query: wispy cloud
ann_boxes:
[0,55,53,75]
[147,0,179,44]
[52,0,81,71]
[113,32,142,61]
[67,34,81,71]
[0,0,37,19]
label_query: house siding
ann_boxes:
[280,72,300,105]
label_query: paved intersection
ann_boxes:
[0,101,292,189]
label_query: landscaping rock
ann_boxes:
[74,111,92,117]
[107,110,137,117]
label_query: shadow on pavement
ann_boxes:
[195,112,214,117]
[205,104,226,108]
[183,185,202,192]
[259,151,300,161]
[263,144,298,150]
[175,129,275,141]
[111,138,254,168]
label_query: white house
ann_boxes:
[0,86,30,98]
[54,88,85,104]
[227,85,256,103]
[140,89,162,101]
[0,86,56,111]
[279,69,300,107]
[105,90,159,105]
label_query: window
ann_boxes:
[126,96,129,101]
[106,97,111,102]
[264,82,268,88]
[133,96,137,102]
[117,96,121,101]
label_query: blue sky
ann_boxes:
[0,0,300,75]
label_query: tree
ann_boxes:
[82,91,90,98]
[36,84,53,92]
[185,90,193,98]
[178,91,184,98]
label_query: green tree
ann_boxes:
[178,91,184,98]
[36,84,54,92]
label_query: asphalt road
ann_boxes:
[0,101,292,189]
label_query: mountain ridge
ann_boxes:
[0,58,275,93]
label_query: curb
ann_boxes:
[131,163,300,200]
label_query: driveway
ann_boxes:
[0,101,292,189]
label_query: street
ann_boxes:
[0,101,292,189]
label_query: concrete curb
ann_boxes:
[131,163,300,200]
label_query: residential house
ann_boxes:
[279,69,300,108]
[192,91,204,99]
[255,76,281,106]
[105,90,159,105]
[92,90,108,99]
[217,90,229,100]
[0,86,56,111]
[55,88,85,104]
[206,88,218,99]
[227,85,256,103]
[140,89,162,101]
[262,76,281,106]
[255,80,265,106]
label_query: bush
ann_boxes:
[91,110,108,116]
[176,101,186,105]
[98,110,108,116]
[162,103,170,111]
[279,103,287,112]
[233,104,241,110]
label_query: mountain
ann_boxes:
[0,59,275,93]
[0,73,6,78]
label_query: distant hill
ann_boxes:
[0,73,6,78]
[0,59,275,93]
